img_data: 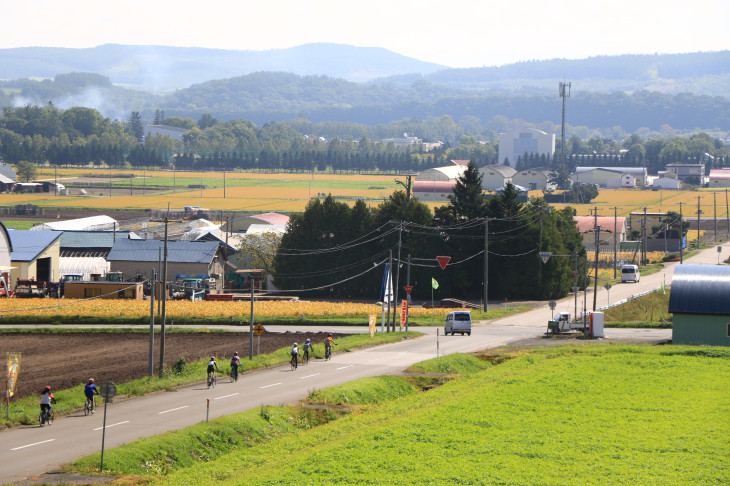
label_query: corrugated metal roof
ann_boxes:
[8,230,61,262]
[107,239,220,264]
[668,265,730,315]
[30,215,118,231]
[60,231,138,248]
[573,216,626,234]
[413,180,456,193]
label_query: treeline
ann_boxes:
[1,70,729,135]
[1,104,728,175]
[274,165,586,300]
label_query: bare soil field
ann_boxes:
[4,331,343,400]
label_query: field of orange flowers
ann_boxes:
[0,299,454,322]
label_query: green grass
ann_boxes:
[0,220,36,230]
[306,376,418,405]
[70,345,730,485]
[406,352,492,374]
[0,331,421,429]
[603,288,671,327]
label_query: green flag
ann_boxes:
[432,277,439,290]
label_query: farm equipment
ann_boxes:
[547,312,581,335]
[172,277,210,301]
[14,279,48,298]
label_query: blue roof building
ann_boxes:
[7,229,61,287]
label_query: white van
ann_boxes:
[621,264,640,283]
[445,311,472,336]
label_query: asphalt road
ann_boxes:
[1,242,726,484]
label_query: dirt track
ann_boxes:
[3,331,342,400]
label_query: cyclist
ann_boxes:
[84,378,99,413]
[207,356,219,385]
[323,333,337,359]
[40,386,54,424]
[290,342,299,368]
[230,352,241,381]
[302,338,313,363]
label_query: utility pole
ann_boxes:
[405,254,411,332]
[714,191,717,242]
[386,250,392,332]
[149,269,156,377]
[697,196,701,249]
[593,222,600,312]
[613,207,618,279]
[484,218,489,312]
[642,206,647,265]
[559,81,571,172]
[726,189,729,239]
[159,216,169,374]
[680,202,684,264]
[391,222,403,332]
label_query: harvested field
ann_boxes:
[4,331,344,400]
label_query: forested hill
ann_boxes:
[0,43,446,90]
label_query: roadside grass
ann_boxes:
[406,352,492,375]
[66,345,730,485]
[306,376,418,406]
[0,332,420,429]
[603,289,671,327]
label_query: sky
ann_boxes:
[1,0,727,68]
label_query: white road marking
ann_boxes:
[299,373,320,379]
[158,406,189,415]
[336,365,354,370]
[93,420,130,431]
[259,383,281,389]
[11,439,55,451]
[214,393,239,400]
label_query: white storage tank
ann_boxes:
[590,311,604,338]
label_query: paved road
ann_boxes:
[1,242,726,484]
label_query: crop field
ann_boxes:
[0,298,472,324]
[69,345,730,485]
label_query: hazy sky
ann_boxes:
[2,0,727,68]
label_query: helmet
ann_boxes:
[293,342,298,346]
[88,378,94,383]
[234,352,238,356]
[306,339,310,343]
[327,333,332,337]
[44,386,51,391]
[210,356,215,360]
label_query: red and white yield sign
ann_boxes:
[403,285,413,295]
[436,256,451,270]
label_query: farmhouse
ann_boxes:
[513,168,555,191]
[665,163,705,183]
[106,239,225,292]
[479,165,516,190]
[668,265,730,346]
[7,229,61,289]
[0,222,12,294]
[709,169,730,188]
[573,216,626,251]
[572,167,647,187]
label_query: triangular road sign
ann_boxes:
[539,251,552,264]
[436,256,451,270]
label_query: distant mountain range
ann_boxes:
[0,43,447,91]
[0,44,728,133]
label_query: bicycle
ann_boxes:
[39,408,54,426]
[230,366,238,383]
[302,349,310,365]
[290,354,298,371]
[207,371,216,388]
[84,397,95,416]
[325,346,332,361]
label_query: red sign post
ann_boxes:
[436,256,451,270]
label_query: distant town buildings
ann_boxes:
[381,133,422,149]
[497,128,555,167]
[144,124,187,142]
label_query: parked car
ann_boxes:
[621,264,640,283]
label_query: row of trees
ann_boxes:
[1,104,728,176]
[272,164,586,300]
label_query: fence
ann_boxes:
[595,286,663,312]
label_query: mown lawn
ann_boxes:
[72,345,730,485]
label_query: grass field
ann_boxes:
[67,345,730,485]
[603,288,671,327]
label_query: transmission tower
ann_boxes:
[559,81,571,172]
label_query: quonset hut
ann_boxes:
[668,265,730,346]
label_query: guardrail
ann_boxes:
[595,286,663,312]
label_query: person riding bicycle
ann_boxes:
[302,339,313,361]
[207,356,219,381]
[324,333,336,358]
[230,352,241,378]
[291,342,299,362]
[40,386,54,420]
[84,378,99,413]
